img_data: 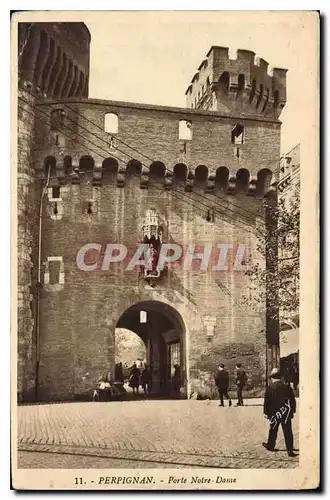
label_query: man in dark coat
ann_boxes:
[292,362,299,390]
[214,364,232,407]
[235,363,247,406]
[172,364,181,399]
[263,367,297,457]
[141,365,152,395]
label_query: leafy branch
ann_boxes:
[243,188,300,320]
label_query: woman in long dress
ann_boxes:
[98,371,112,401]
[129,364,141,395]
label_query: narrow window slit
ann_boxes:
[52,186,60,198]
[206,208,215,222]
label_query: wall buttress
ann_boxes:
[35,32,51,91]
[48,46,63,97]
[23,27,41,84]
[44,42,58,96]
[55,53,69,98]
[63,60,75,98]
[69,66,81,97]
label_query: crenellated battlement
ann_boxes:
[185,46,287,119]
[30,98,281,185]
[37,155,276,199]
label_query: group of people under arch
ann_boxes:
[94,362,182,401]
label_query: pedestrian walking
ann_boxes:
[97,371,113,401]
[115,362,124,385]
[263,367,297,457]
[172,364,181,399]
[282,362,291,386]
[141,365,152,395]
[235,363,247,406]
[128,363,141,395]
[214,364,232,407]
[292,362,299,391]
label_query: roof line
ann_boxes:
[283,143,300,156]
[36,97,281,124]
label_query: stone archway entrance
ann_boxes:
[115,300,186,398]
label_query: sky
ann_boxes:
[83,11,318,155]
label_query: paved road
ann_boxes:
[18,451,193,469]
[17,399,299,469]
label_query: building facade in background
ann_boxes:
[279,144,300,199]
[17,23,288,402]
[278,144,300,386]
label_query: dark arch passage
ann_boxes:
[115,301,186,398]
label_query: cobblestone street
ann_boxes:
[17,399,299,469]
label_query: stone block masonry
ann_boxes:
[17,88,40,402]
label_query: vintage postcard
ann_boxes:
[11,10,319,490]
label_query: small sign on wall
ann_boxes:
[140,310,147,323]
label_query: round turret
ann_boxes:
[18,22,91,99]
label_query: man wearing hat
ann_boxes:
[235,363,248,406]
[263,367,297,457]
[214,364,232,407]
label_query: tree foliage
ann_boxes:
[115,328,146,367]
[243,190,300,320]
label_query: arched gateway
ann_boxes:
[116,301,187,398]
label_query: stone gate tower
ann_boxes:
[17,25,287,402]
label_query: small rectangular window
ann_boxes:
[104,113,118,134]
[83,200,97,216]
[50,109,65,130]
[52,186,60,199]
[140,310,147,323]
[206,208,215,223]
[53,132,66,147]
[58,134,66,147]
[180,142,187,154]
[49,260,60,285]
[231,124,244,145]
[179,120,192,141]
